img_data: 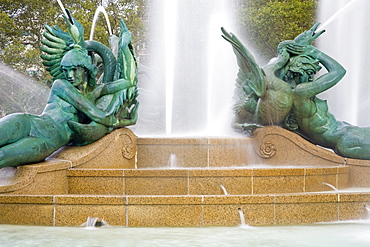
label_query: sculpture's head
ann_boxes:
[60,48,98,87]
[285,55,321,85]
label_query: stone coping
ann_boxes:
[67,166,349,177]
[1,190,370,205]
[137,137,250,145]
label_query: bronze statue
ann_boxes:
[0,9,138,168]
[286,41,370,159]
[225,23,370,160]
[222,24,324,132]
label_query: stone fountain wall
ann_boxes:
[0,126,370,226]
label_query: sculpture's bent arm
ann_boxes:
[295,47,346,97]
[87,78,132,101]
[268,41,294,78]
[52,79,117,126]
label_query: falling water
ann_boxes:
[167,153,177,168]
[322,182,339,191]
[136,0,238,136]
[163,1,177,136]
[81,216,99,228]
[89,6,113,41]
[238,208,246,226]
[219,184,229,195]
[81,217,109,227]
[365,205,370,219]
[317,0,370,126]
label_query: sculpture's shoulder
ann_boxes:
[263,67,291,93]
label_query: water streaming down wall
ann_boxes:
[134,0,238,136]
[317,0,370,126]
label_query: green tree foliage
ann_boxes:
[237,0,317,63]
[0,0,146,84]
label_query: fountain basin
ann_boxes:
[1,126,370,227]
[1,190,370,226]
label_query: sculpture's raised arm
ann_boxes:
[293,45,346,98]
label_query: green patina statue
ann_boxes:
[222,23,324,132]
[0,9,138,168]
[225,23,370,160]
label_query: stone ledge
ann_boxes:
[0,192,369,226]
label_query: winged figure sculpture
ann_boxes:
[0,9,139,168]
[41,9,138,145]
[221,23,324,133]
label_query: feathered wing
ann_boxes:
[40,9,85,81]
[111,18,139,120]
[40,25,72,80]
[221,28,266,112]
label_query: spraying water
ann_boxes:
[56,0,68,17]
[317,0,370,126]
[163,1,177,136]
[89,6,113,41]
[136,0,238,137]
[317,0,361,31]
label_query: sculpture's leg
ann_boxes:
[336,127,370,159]
[0,137,53,168]
[0,113,31,147]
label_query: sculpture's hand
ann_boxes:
[279,42,319,59]
[294,23,325,45]
[278,41,295,54]
[279,41,304,55]
[113,102,139,128]
[302,45,320,59]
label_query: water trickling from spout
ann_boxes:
[167,153,177,168]
[81,217,110,227]
[238,208,246,226]
[364,205,370,220]
[81,216,99,228]
[219,184,229,195]
[90,6,113,41]
[322,182,339,191]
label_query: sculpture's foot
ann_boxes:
[241,123,264,135]
[232,122,264,135]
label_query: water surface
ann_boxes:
[1,221,370,247]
